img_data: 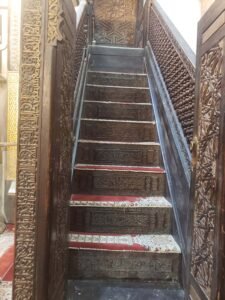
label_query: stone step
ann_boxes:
[85,84,150,103]
[68,233,181,281]
[82,101,153,121]
[69,195,172,234]
[76,140,161,166]
[80,119,156,143]
[68,280,185,300]
[87,71,148,87]
[72,165,166,196]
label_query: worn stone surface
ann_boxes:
[82,101,152,121]
[80,120,156,143]
[68,250,180,281]
[67,280,185,300]
[77,141,161,166]
[87,72,148,87]
[70,205,171,234]
[73,169,166,196]
[85,85,150,103]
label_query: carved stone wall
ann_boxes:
[148,4,195,144]
[93,0,138,46]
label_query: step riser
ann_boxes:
[70,207,171,234]
[68,250,180,281]
[87,73,148,87]
[85,86,149,103]
[80,121,156,143]
[77,143,161,166]
[83,102,152,121]
[73,170,166,196]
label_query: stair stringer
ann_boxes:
[145,43,192,292]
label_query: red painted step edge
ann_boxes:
[71,194,148,202]
[69,241,146,251]
[75,164,165,173]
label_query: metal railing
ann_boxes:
[71,47,90,173]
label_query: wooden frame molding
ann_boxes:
[13,0,43,298]
[13,0,89,299]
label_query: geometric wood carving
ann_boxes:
[148,5,195,145]
[189,3,225,298]
[93,0,138,46]
[191,41,223,299]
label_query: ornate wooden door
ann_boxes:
[189,1,225,299]
[93,0,138,46]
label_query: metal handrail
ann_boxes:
[71,48,90,174]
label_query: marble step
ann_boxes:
[69,195,172,234]
[68,233,181,281]
[87,71,148,87]
[80,119,156,143]
[85,84,150,103]
[82,101,153,121]
[76,140,161,167]
[72,164,166,196]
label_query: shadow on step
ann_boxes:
[67,280,184,300]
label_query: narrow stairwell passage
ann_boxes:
[68,46,184,299]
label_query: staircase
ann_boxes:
[68,46,183,298]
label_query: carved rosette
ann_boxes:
[191,42,223,298]
[13,0,42,298]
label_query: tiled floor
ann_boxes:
[0,225,14,300]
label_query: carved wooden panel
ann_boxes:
[70,206,171,234]
[47,1,77,299]
[93,0,138,46]
[191,42,223,299]
[13,0,42,298]
[69,249,180,281]
[87,72,148,87]
[83,102,152,121]
[190,1,225,298]
[77,142,160,166]
[14,1,89,299]
[85,85,149,103]
[80,120,156,142]
[148,5,195,144]
[73,169,165,196]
